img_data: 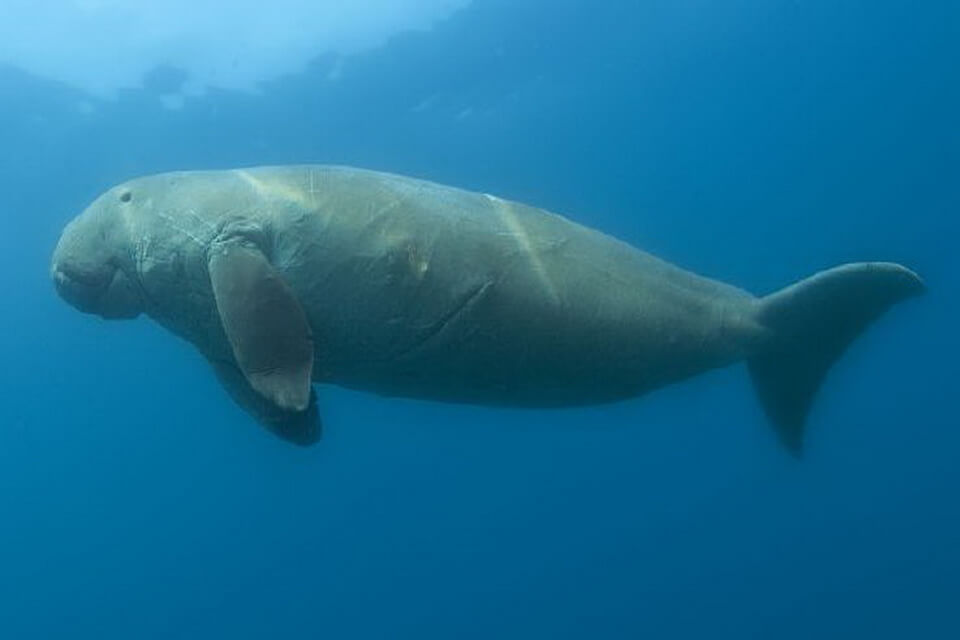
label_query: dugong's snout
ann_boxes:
[51,214,143,319]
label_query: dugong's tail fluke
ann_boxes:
[748,262,925,455]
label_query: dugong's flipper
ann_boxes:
[209,360,321,445]
[749,262,925,454]
[208,235,315,413]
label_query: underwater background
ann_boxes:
[1,1,957,638]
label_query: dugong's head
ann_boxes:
[51,184,143,319]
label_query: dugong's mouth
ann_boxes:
[51,263,142,319]
[52,264,111,310]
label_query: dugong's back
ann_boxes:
[246,166,759,406]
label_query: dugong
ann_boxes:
[51,165,924,452]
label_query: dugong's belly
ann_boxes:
[268,167,757,407]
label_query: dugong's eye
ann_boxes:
[119,191,132,203]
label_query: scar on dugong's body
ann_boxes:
[51,165,924,453]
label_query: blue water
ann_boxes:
[2,1,957,637]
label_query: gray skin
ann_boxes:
[51,165,924,451]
